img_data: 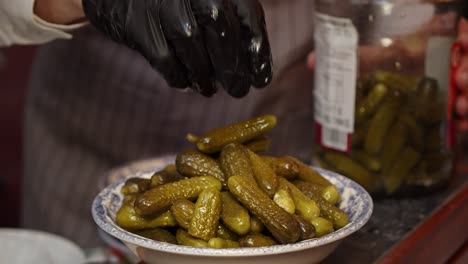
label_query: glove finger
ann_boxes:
[125,0,190,88]
[190,0,252,98]
[160,0,217,96]
[230,0,273,88]
[82,0,128,43]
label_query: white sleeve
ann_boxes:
[0,0,87,47]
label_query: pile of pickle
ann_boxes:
[315,71,453,197]
[116,115,349,248]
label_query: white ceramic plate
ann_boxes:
[0,228,85,264]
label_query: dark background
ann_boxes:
[0,46,36,227]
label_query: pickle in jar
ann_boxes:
[314,70,453,197]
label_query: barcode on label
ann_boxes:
[322,127,348,151]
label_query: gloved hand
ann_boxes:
[82,0,273,98]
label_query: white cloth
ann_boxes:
[0,0,85,46]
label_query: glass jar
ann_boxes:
[312,0,462,197]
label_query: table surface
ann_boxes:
[323,155,468,264]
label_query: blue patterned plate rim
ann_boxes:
[92,163,373,257]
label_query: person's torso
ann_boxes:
[29,0,316,161]
[22,0,317,247]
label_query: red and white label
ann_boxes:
[314,13,358,152]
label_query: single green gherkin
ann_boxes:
[355,82,389,123]
[189,188,222,241]
[134,228,177,244]
[120,177,151,195]
[186,115,277,154]
[383,147,421,194]
[277,177,320,221]
[170,199,195,230]
[175,149,226,185]
[239,233,277,248]
[364,98,401,155]
[135,176,222,216]
[382,120,407,171]
[351,150,382,172]
[220,192,251,236]
[176,229,208,248]
[207,237,240,249]
[247,149,279,198]
[288,156,332,186]
[261,155,300,180]
[116,205,177,230]
[219,143,255,181]
[323,151,376,192]
[227,175,301,244]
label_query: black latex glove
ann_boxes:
[82,0,273,98]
